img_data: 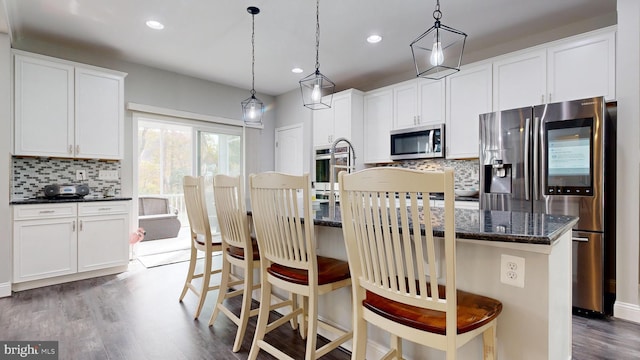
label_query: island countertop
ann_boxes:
[310,203,578,246]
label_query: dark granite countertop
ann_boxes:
[10,196,133,205]
[311,203,577,246]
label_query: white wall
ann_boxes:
[0,33,11,296]
[614,0,640,323]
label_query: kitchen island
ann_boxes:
[306,203,577,360]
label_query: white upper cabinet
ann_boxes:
[312,89,364,148]
[14,54,75,158]
[547,30,616,103]
[493,49,547,111]
[13,51,126,159]
[393,78,445,130]
[363,88,393,164]
[445,63,492,159]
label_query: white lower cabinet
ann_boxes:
[13,201,130,284]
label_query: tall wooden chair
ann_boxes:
[248,172,352,360]
[209,174,295,352]
[179,175,223,319]
[339,168,503,360]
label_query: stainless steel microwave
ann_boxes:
[390,123,445,160]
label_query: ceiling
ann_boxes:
[0,0,616,96]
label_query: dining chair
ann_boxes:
[179,175,223,319]
[248,172,352,360]
[339,167,503,360]
[209,174,295,352]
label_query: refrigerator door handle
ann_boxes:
[533,116,540,201]
[524,117,530,201]
[572,236,589,242]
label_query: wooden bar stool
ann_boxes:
[179,175,223,319]
[209,174,295,352]
[339,168,503,360]
[248,172,352,360]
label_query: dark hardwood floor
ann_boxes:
[1,259,639,360]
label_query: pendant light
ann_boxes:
[410,0,467,80]
[299,0,335,110]
[241,6,264,126]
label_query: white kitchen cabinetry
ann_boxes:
[13,201,130,285]
[13,204,78,283]
[445,63,492,159]
[493,49,547,111]
[363,88,393,164]
[312,89,364,148]
[77,202,130,272]
[13,51,126,159]
[547,30,615,103]
[393,78,445,130]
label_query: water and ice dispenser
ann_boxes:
[482,159,512,194]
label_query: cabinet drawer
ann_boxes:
[78,201,129,216]
[13,204,77,220]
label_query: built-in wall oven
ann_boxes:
[314,146,351,200]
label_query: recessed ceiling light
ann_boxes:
[291,67,304,74]
[146,20,165,30]
[367,35,382,44]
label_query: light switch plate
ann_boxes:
[98,170,119,180]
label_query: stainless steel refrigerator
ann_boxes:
[479,96,616,314]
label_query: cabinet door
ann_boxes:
[13,218,77,282]
[313,100,334,148]
[446,63,492,159]
[418,78,445,125]
[14,55,74,157]
[547,31,615,102]
[393,80,418,129]
[77,213,129,272]
[332,94,352,142]
[75,68,124,159]
[364,89,393,163]
[493,49,547,110]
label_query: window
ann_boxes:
[137,114,243,236]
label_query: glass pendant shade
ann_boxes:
[410,1,467,80]
[242,93,264,126]
[299,0,335,110]
[242,6,264,126]
[300,70,335,110]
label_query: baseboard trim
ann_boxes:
[613,301,640,324]
[0,282,11,298]
[11,265,128,292]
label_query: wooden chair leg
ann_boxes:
[193,253,212,319]
[248,271,272,360]
[352,310,367,360]
[208,254,231,326]
[482,323,497,360]
[299,295,308,340]
[391,334,402,360]
[289,292,299,330]
[231,262,253,352]
[305,294,319,360]
[179,246,198,302]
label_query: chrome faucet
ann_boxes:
[329,137,356,217]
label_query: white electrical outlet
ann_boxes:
[98,170,119,180]
[500,254,525,288]
[75,169,87,181]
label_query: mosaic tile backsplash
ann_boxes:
[370,158,479,190]
[12,157,122,200]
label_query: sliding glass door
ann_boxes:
[138,116,243,237]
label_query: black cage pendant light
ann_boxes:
[410,0,467,80]
[241,6,265,126]
[299,0,335,110]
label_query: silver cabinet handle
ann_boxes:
[98,208,111,211]
[39,210,54,214]
[79,220,83,231]
[76,145,80,155]
[572,237,589,242]
[72,220,76,232]
[68,145,73,154]
[541,94,544,104]
[524,117,530,201]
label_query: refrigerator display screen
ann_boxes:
[545,118,593,195]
